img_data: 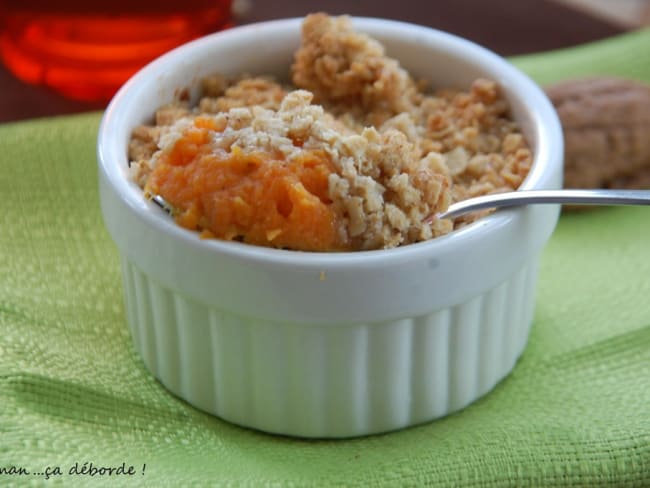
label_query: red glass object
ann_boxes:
[0,0,232,101]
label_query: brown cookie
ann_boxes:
[545,77,650,189]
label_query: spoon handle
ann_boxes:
[437,189,650,220]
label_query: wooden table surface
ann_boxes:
[0,0,625,123]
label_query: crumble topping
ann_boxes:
[129,13,532,251]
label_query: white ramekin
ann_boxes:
[97,17,563,438]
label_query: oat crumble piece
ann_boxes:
[198,77,287,113]
[291,13,420,126]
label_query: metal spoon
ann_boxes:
[433,188,650,221]
[152,189,650,223]
[151,194,175,214]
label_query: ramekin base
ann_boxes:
[121,256,538,438]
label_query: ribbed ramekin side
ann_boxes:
[406,259,538,429]
[121,256,540,438]
[449,259,539,413]
[122,258,215,410]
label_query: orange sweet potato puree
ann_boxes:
[145,118,350,251]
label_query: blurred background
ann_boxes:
[0,0,649,123]
[554,0,650,26]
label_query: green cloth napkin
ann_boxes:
[2,29,650,488]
